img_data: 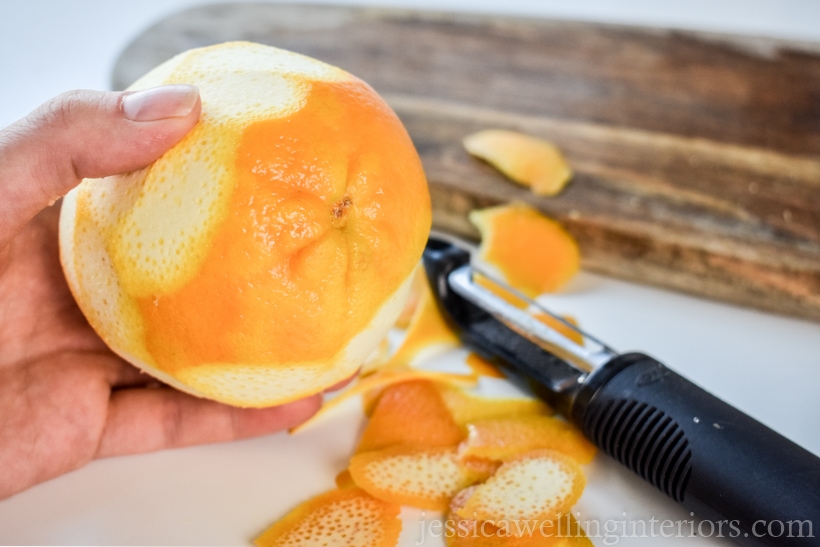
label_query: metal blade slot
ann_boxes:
[448,265,618,371]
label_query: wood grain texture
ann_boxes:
[112,3,820,321]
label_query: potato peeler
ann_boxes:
[422,235,820,547]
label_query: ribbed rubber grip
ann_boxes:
[572,353,820,547]
[585,398,692,502]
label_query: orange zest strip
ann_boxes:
[470,204,580,298]
[382,280,460,370]
[463,129,573,196]
[459,415,596,464]
[349,445,481,511]
[457,450,586,523]
[446,486,592,546]
[254,487,401,547]
[335,469,356,489]
[359,337,393,377]
[436,384,554,428]
[464,353,506,379]
[394,264,429,329]
[356,379,466,454]
[291,368,476,433]
[457,456,502,483]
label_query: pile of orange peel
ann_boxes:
[255,134,589,546]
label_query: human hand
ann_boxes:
[0,86,321,500]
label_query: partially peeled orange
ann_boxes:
[59,42,431,407]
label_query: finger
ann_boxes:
[0,86,200,248]
[96,387,321,458]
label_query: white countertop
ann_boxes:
[0,1,818,545]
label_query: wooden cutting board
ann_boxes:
[112,3,820,321]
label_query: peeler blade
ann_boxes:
[422,236,616,408]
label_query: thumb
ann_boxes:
[0,85,200,248]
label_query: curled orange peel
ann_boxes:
[436,384,554,428]
[457,450,586,523]
[464,353,506,379]
[394,264,429,329]
[356,379,466,454]
[384,280,460,369]
[470,204,580,298]
[445,485,592,546]
[459,415,597,464]
[335,469,356,489]
[349,445,481,511]
[253,487,401,547]
[463,129,573,196]
[291,367,476,433]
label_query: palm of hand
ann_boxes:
[0,204,127,498]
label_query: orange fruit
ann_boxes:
[59,42,431,407]
[463,129,572,196]
[470,204,579,298]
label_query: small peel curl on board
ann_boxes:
[463,129,573,196]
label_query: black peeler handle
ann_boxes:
[571,353,820,546]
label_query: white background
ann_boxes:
[0,1,818,545]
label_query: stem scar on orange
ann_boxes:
[59,42,431,407]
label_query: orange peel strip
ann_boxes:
[457,456,502,483]
[359,337,393,377]
[437,384,554,428]
[464,352,506,379]
[356,379,466,454]
[463,129,572,196]
[291,367,476,433]
[470,203,580,298]
[457,449,586,523]
[459,415,596,464]
[445,486,592,546]
[383,280,460,369]
[254,487,401,547]
[349,445,481,511]
[335,469,356,489]
[393,264,429,329]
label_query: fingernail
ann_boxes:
[122,84,199,121]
